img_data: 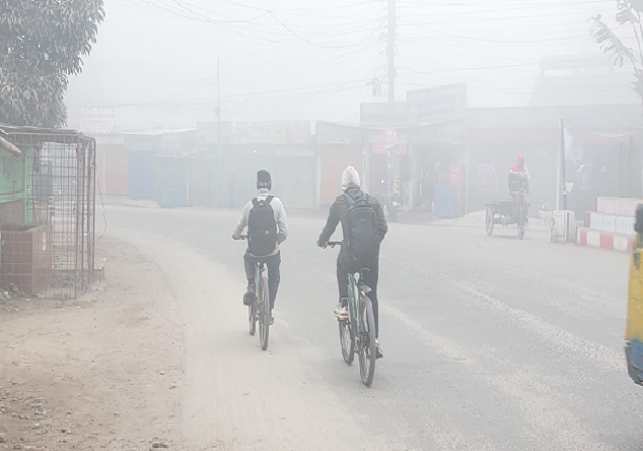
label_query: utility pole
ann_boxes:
[386,0,397,199]
[558,118,568,211]
[561,120,567,211]
[387,0,396,116]
[216,58,222,207]
[217,57,222,159]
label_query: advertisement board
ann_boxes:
[82,107,117,134]
[407,82,467,125]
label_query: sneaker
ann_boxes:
[375,339,384,359]
[334,303,349,320]
[269,313,275,326]
[243,283,257,306]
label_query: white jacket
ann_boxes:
[233,189,288,257]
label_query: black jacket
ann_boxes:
[318,186,388,265]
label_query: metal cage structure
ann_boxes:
[0,125,96,300]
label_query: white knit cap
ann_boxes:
[341,166,361,190]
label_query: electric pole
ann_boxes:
[387,0,396,115]
[217,58,222,207]
[386,0,397,199]
[217,57,222,159]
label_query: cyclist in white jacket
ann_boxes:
[233,170,288,324]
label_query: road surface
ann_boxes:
[104,206,639,451]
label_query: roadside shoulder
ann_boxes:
[0,235,185,450]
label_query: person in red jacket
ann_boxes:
[508,155,529,222]
[508,155,529,192]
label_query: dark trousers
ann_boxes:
[244,252,281,310]
[337,259,379,338]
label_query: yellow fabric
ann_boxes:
[627,233,643,341]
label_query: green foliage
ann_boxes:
[0,0,105,128]
[591,1,643,106]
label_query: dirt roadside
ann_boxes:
[0,236,188,451]
[0,225,384,451]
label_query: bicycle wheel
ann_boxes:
[248,303,257,336]
[259,276,270,351]
[485,207,494,236]
[338,319,355,365]
[358,296,377,387]
[517,205,525,240]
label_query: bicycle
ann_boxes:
[510,175,529,240]
[511,188,528,240]
[327,242,377,387]
[238,236,270,351]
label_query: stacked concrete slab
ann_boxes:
[577,197,638,252]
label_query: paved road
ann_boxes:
[103,206,640,451]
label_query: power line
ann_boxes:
[396,69,636,94]
[225,84,371,116]
[399,0,608,13]
[397,63,540,74]
[118,0,284,43]
[69,77,374,108]
[263,1,384,13]
[396,9,601,23]
[398,41,544,64]
[168,0,269,23]
[198,0,387,49]
[266,10,384,49]
[120,0,386,49]
[134,0,267,23]
[99,0,618,121]
[398,24,592,45]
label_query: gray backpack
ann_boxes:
[248,196,277,257]
[344,193,380,269]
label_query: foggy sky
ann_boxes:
[64,0,625,131]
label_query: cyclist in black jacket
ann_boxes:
[317,166,388,358]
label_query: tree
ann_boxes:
[591,1,643,107]
[0,0,105,128]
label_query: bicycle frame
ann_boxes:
[348,272,358,335]
[253,262,266,309]
[253,260,271,350]
[347,271,366,341]
[254,262,262,289]
[325,241,377,385]
[511,190,527,221]
[236,235,271,349]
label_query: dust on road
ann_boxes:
[0,236,184,451]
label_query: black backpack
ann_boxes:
[344,193,380,269]
[248,196,277,257]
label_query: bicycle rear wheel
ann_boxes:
[258,276,270,351]
[358,296,376,387]
[485,207,494,236]
[517,205,525,240]
[339,319,355,365]
[248,303,257,336]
